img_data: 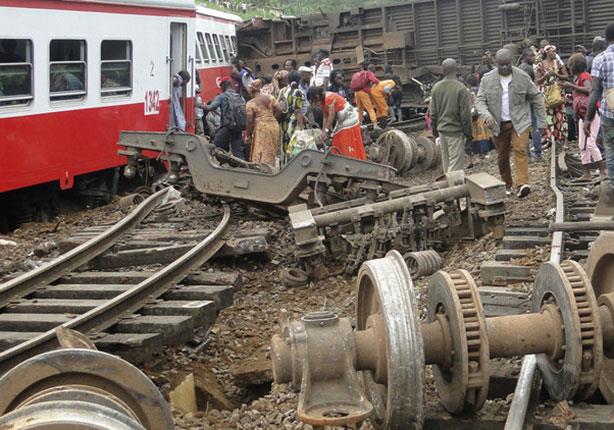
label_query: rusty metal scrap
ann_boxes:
[368,130,440,175]
[0,345,173,429]
[272,245,614,429]
[288,172,506,278]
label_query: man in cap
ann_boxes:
[204,76,246,159]
[429,58,473,173]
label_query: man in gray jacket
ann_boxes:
[477,49,547,198]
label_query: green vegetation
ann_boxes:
[197,0,387,20]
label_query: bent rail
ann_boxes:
[0,187,171,308]
[0,203,231,375]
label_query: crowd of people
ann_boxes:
[429,22,614,200]
[171,49,402,169]
[169,22,614,204]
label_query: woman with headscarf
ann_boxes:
[245,79,282,166]
[535,45,569,147]
[307,86,366,160]
[270,70,289,97]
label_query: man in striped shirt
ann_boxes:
[586,23,614,189]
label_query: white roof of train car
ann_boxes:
[196,5,242,22]
[62,0,196,10]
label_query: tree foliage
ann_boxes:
[197,0,386,19]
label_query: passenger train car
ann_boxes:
[0,0,239,227]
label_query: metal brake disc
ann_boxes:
[427,269,490,413]
[356,250,425,430]
[587,232,614,402]
[532,261,602,401]
[0,349,174,430]
[413,136,437,173]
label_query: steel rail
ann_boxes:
[0,203,231,375]
[504,142,564,430]
[0,187,171,308]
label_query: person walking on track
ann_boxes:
[429,58,473,173]
[477,48,547,198]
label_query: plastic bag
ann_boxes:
[286,129,323,157]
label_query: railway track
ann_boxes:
[0,187,233,374]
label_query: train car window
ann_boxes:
[212,34,223,61]
[230,36,237,54]
[101,40,132,97]
[224,35,233,56]
[0,39,33,107]
[205,33,216,62]
[197,32,209,63]
[195,41,202,64]
[219,35,229,62]
[49,39,86,101]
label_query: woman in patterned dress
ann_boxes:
[277,71,306,154]
[246,79,282,166]
[535,45,569,147]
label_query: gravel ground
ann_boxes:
[0,147,555,430]
[161,149,555,429]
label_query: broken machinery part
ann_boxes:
[288,171,506,279]
[368,130,440,175]
[118,131,400,207]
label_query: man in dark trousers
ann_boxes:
[477,49,547,198]
[429,58,473,173]
[204,77,246,159]
[519,47,543,159]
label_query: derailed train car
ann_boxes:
[236,0,614,108]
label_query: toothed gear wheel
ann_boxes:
[532,260,602,401]
[427,269,490,414]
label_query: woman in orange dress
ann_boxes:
[306,86,366,160]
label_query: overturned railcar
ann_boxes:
[236,0,614,108]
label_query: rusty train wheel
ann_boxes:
[356,250,425,430]
[427,270,490,413]
[587,232,614,403]
[532,261,602,401]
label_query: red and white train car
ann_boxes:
[195,5,240,102]
[0,0,239,218]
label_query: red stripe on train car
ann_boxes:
[0,101,171,193]
[0,0,195,17]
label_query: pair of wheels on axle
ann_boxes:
[351,242,612,430]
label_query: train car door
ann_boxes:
[169,22,190,128]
